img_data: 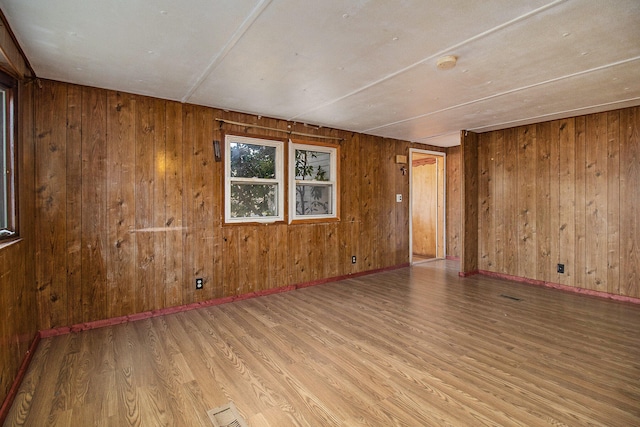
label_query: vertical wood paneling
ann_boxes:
[80,87,108,322]
[27,80,640,334]
[182,104,197,303]
[34,80,68,329]
[574,116,587,289]
[192,106,215,301]
[535,122,551,282]
[476,107,638,298]
[359,134,375,271]
[619,107,639,297]
[26,80,448,329]
[548,120,561,284]
[606,111,620,295]
[222,227,239,296]
[446,145,461,258]
[460,131,479,274]
[65,84,83,326]
[238,226,258,295]
[106,91,136,318]
[584,113,608,291]
[503,128,518,275]
[395,142,410,265]
[517,125,536,279]
[0,235,8,399]
[492,131,505,272]
[135,96,158,313]
[557,118,576,287]
[164,101,184,306]
[380,137,395,266]
[341,133,360,273]
[478,133,493,270]
[152,98,167,308]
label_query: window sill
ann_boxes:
[289,217,340,225]
[0,237,23,251]
[223,220,287,227]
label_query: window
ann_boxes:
[0,71,16,241]
[224,134,284,223]
[289,141,339,222]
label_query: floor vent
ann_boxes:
[207,402,249,427]
[499,294,522,301]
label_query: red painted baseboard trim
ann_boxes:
[0,333,40,425]
[458,269,479,277]
[478,270,640,305]
[39,263,411,338]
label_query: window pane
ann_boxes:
[295,149,331,181]
[296,184,332,215]
[230,143,276,179]
[230,183,278,218]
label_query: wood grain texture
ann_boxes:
[607,110,621,295]
[80,87,108,323]
[28,80,446,330]
[619,106,639,297]
[535,122,551,282]
[446,145,461,258]
[5,261,640,426]
[584,113,608,292]
[477,107,640,298]
[106,91,136,319]
[34,80,67,328]
[517,125,536,279]
[478,133,493,270]
[461,131,479,274]
[64,85,83,326]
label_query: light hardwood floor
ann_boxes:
[4,260,640,426]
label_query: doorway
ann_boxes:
[410,149,445,264]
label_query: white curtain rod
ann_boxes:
[215,118,344,141]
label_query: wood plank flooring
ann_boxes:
[4,260,640,426]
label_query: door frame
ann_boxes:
[409,148,446,264]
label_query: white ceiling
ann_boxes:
[1,0,639,147]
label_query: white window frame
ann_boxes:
[289,141,338,222]
[224,134,284,224]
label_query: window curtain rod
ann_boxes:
[215,118,344,141]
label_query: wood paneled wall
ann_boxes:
[32,80,447,329]
[460,131,479,274]
[0,81,37,407]
[477,107,640,298]
[445,145,461,258]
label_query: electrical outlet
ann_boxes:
[351,255,357,264]
[195,278,204,289]
[396,194,402,202]
[557,264,565,274]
